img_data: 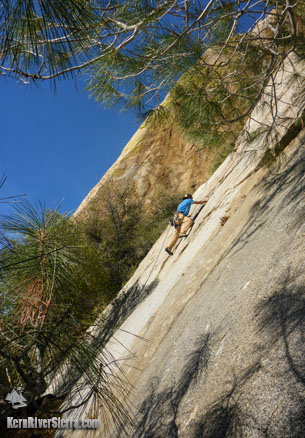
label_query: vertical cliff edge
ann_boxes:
[62,53,305,438]
[74,114,211,217]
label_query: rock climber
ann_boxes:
[165,193,209,256]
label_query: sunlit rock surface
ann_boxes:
[63,53,305,437]
[74,114,210,217]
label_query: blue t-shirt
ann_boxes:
[177,199,194,216]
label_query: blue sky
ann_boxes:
[1,77,140,216]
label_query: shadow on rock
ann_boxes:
[93,278,160,349]
[192,363,261,438]
[128,266,305,438]
[132,332,212,438]
[132,359,263,438]
[254,270,305,437]
[53,279,160,412]
[229,139,305,257]
[257,271,305,387]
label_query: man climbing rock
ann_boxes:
[165,194,209,256]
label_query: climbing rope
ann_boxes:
[140,201,208,292]
[140,224,171,293]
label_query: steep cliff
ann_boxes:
[62,52,305,438]
[74,117,211,217]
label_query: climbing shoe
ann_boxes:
[165,248,173,256]
[178,234,188,238]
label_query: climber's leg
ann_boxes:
[180,216,193,235]
[167,224,181,251]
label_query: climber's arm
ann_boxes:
[193,197,209,205]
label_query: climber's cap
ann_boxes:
[183,193,193,200]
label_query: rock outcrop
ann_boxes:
[63,53,305,438]
[74,115,210,217]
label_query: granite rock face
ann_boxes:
[74,115,210,217]
[63,54,305,438]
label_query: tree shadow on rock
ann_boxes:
[229,139,305,257]
[132,332,212,438]
[255,270,305,437]
[92,278,160,350]
[192,363,261,438]
[257,271,305,387]
[53,279,160,413]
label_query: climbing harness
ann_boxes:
[170,202,208,242]
[142,201,208,290]
[170,203,205,230]
[169,212,185,228]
